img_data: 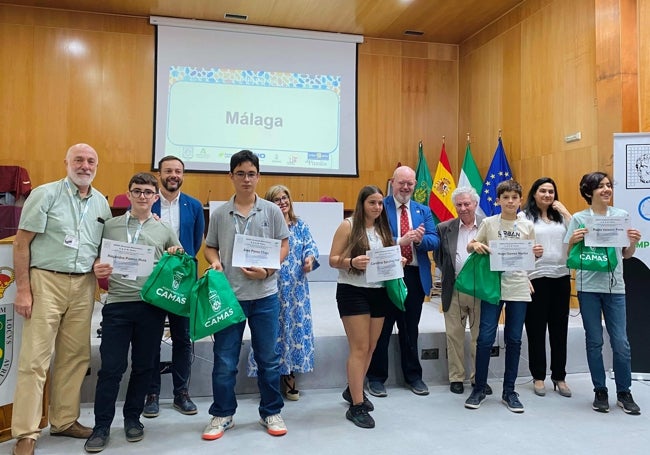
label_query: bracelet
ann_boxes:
[349,256,359,271]
[264,268,271,279]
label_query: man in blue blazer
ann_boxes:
[366,166,439,396]
[144,155,205,417]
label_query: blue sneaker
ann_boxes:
[502,391,524,413]
[464,387,486,409]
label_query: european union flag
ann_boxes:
[479,137,513,216]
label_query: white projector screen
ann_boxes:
[151,17,362,176]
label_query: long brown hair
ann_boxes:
[340,185,393,273]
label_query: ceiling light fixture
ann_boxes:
[403,30,424,36]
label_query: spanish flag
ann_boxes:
[429,143,458,223]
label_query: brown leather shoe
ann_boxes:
[50,420,93,438]
[12,438,35,455]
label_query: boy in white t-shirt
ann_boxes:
[464,180,543,413]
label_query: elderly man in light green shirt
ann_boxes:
[11,143,111,455]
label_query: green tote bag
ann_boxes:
[140,251,197,316]
[189,269,246,341]
[454,252,502,305]
[384,278,408,311]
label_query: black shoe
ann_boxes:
[342,386,374,411]
[617,391,641,415]
[124,419,144,442]
[174,391,198,415]
[142,394,159,418]
[501,391,524,413]
[346,404,375,429]
[450,382,464,394]
[407,379,429,396]
[593,389,609,413]
[465,387,486,409]
[84,426,110,453]
[472,383,493,395]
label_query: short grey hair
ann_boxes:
[451,186,480,205]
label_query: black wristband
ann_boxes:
[349,256,359,271]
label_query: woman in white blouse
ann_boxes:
[522,177,573,398]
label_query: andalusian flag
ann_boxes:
[458,141,485,217]
[429,143,457,223]
[413,142,433,206]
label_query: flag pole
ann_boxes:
[466,132,470,144]
[498,129,502,138]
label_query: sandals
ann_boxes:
[282,373,300,401]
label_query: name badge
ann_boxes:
[64,234,79,250]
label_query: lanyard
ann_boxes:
[233,213,255,235]
[64,179,90,231]
[232,203,256,235]
[125,212,145,244]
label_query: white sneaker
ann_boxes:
[259,414,287,436]
[202,416,234,440]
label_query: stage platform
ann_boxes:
[81,282,606,403]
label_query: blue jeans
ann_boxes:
[578,292,632,393]
[209,293,283,419]
[474,300,527,394]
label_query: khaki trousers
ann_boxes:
[11,269,95,439]
[444,290,481,383]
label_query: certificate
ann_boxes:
[584,215,630,247]
[365,245,404,283]
[232,234,282,269]
[100,239,155,280]
[488,239,535,271]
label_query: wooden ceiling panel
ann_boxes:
[0,0,524,44]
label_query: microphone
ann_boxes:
[205,189,212,207]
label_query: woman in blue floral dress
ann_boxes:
[247,184,319,400]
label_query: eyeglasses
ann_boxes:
[129,189,157,198]
[272,195,289,204]
[395,180,416,187]
[233,171,259,179]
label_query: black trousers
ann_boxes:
[148,312,192,397]
[367,266,425,385]
[94,301,166,428]
[525,275,571,381]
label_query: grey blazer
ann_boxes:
[434,215,484,312]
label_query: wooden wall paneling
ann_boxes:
[424,58,459,172]
[459,0,600,216]
[594,0,639,173]
[0,23,33,165]
[639,0,650,131]
[458,35,508,174]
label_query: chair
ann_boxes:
[112,193,130,208]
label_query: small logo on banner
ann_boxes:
[0,267,15,300]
